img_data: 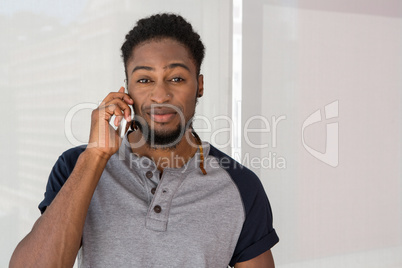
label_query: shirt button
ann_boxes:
[154,205,162,213]
[151,187,156,195]
[145,171,153,179]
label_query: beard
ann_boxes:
[135,117,192,150]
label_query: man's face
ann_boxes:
[126,38,204,148]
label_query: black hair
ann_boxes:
[121,13,205,79]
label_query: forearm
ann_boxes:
[234,250,275,268]
[10,149,109,268]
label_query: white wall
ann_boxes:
[241,0,401,267]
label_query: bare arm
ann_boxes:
[9,88,133,267]
[234,250,275,268]
[9,149,108,267]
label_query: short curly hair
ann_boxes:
[121,13,205,79]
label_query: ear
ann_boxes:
[197,74,204,97]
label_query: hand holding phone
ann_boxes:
[108,108,134,138]
[108,86,134,138]
[88,86,134,159]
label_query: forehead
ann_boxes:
[128,38,196,72]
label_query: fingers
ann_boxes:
[100,87,134,107]
[103,99,132,124]
[99,87,134,123]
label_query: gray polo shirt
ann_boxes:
[39,136,279,267]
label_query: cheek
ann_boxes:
[132,104,140,115]
[183,94,198,117]
[128,91,144,114]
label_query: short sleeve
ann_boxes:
[38,146,86,214]
[207,145,279,267]
[228,175,279,266]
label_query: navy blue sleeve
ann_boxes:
[208,146,279,266]
[229,171,279,266]
[38,146,86,214]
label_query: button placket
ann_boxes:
[145,170,188,232]
[149,187,170,216]
[143,168,160,205]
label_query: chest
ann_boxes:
[80,164,245,267]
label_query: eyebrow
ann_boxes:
[131,63,190,74]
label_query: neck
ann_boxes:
[128,128,199,172]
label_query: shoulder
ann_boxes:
[38,145,86,213]
[51,145,87,178]
[208,145,264,187]
[207,145,266,211]
[59,145,87,165]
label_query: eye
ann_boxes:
[137,78,151,83]
[170,77,184,83]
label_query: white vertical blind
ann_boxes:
[0,0,232,266]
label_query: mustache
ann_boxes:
[142,104,183,115]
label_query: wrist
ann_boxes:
[83,148,112,162]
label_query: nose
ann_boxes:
[150,81,171,103]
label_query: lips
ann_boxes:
[146,106,178,123]
[151,113,176,123]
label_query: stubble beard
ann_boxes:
[136,116,194,150]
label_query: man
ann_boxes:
[10,13,279,267]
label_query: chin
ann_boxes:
[138,123,186,149]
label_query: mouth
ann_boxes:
[146,106,178,124]
[150,113,176,123]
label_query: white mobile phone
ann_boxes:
[117,117,129,138]
[109,114,132,138]
[108,86,134,138]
